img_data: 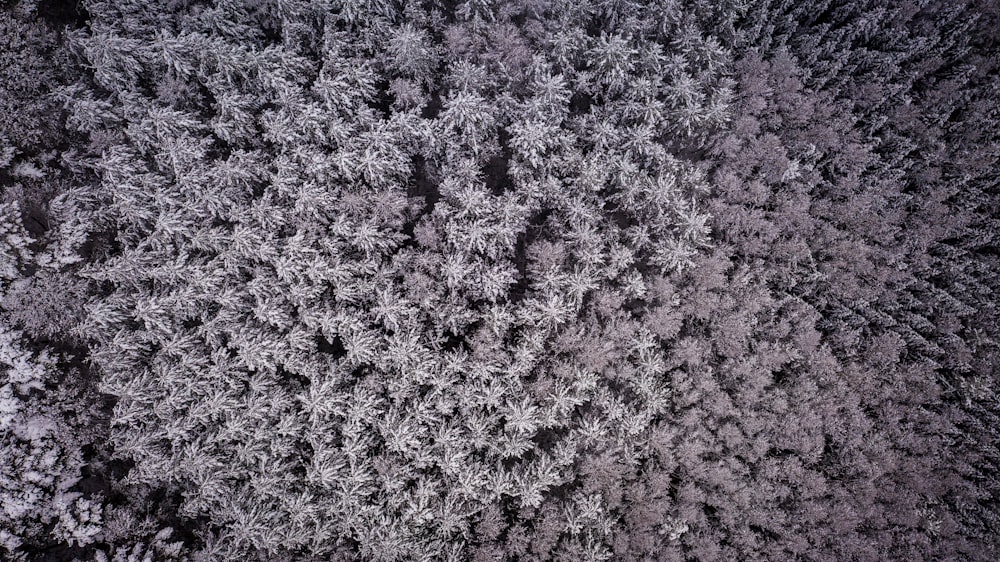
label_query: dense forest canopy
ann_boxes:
[0,0,997,560]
